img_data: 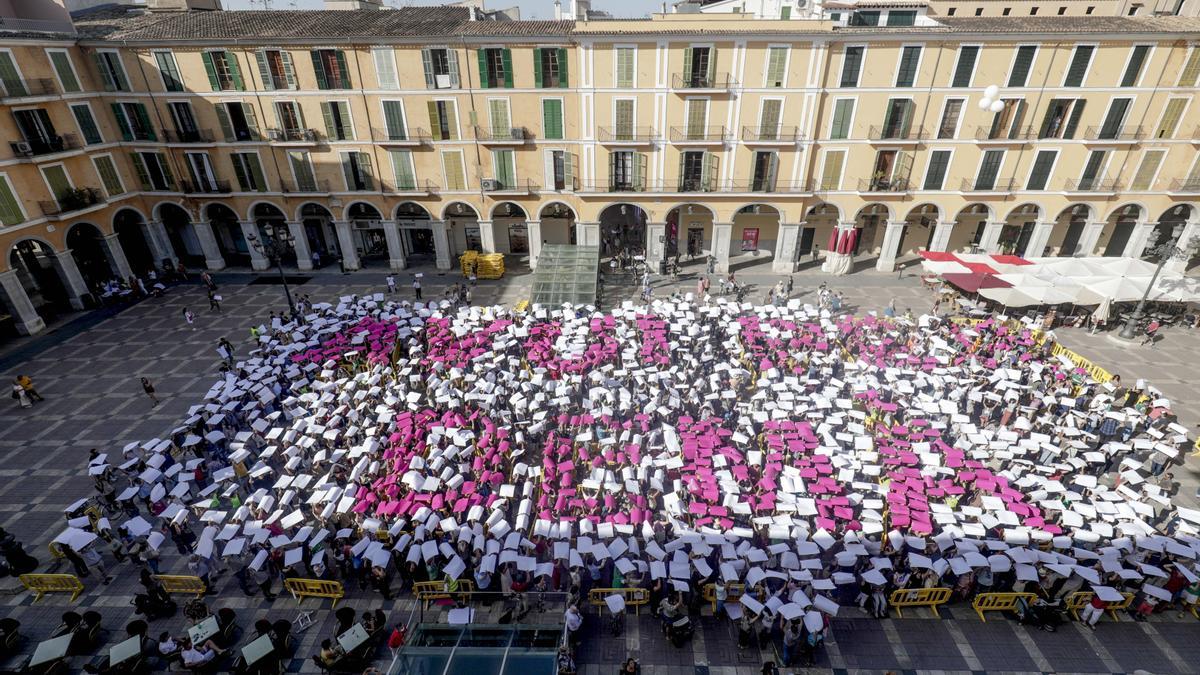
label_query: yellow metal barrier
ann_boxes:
[153,574,207,597]
[1065,591,1135,622]
[514,299,530,312]
[702,582,746,612]
[972,592,1037,622]
[20,573,85,603]
[47,542,65,560]
[587,587,651,614]
[412,579,476,607]
[283,578,345,607]
[889,587,952,618]
[1050,342,1113,383]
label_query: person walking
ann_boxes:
[182,307,195,330]
[413,277,422,300]
[386,274,397,294]
[15,374,43,402]
[79,543,114,585]
[207,289,221,312]
[200,271,216,291]
[217,337,235,364]
[11,381,31,409]
[141,377,159,407]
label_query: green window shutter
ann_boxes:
[427,101,443,140]
[565,152,576,189]
[362,153,376,190]
[248,154,266,191]
[1063,100,1086,139]
[390,150,415,190]
[421,48,435,88]
[95,155,123,196]
[701,152,718,191]
[216,105,234,142]
[289,151,315,190]
[975,150,1004,189]
[1131,150,1164,190]
[502,49,513,88]
[617,48,634,88]
[111,103,133,141]
[232,154,250,191]
[494,149,514,187]
[830,99,853,139]
[92,53,115,91]
[241,103,259,140]
[383,101,406,139]
[320,102,335,139]
[255,51,274,91]
[1064,46,1093,86]
[542,99,563,140]
[759,99,781,136]
[374,48,398,89]
[477,50,489,88]
[337,102,354,140]
[840,47,862,87]
[311,51,328,90]
[42,165,71,200]
[111,54,129,90]
[952,46,978,87]
[280,51,296,88]
[896,46,920,87]
[1099,99,1129,138]
[226,52,244,90]
[334,51,351,88]
[157,153,175,189]
[1121,45,1149,87]
[50,51,80,92]
[1180,47,1200,87]
[447,50,460,87]
[133,103,155,141]
[1080,150,1106,184]
[686,99,706,136]
[1155,99,1186,139]
[1008,46,1036,87]
[1026,150,1056,190]
[533,48,543,88]
[766,47,787,87]
[489,99,509,133]
[72,105,102,144]
[558,47,569,88]
[130,153,151,190]
[201,52,220,90]
[0,175,24,225]
[923,150,950,190]
[0,52,24,97]
[633,152,647,190]
[443,151,465,191]
[820,150,844,190]
[682,48,694,82]
[615,99,634,137]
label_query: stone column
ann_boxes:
[772,223,800,273]
[1165,219,1200,274]
[101,233,133,280]
[711,222,733,273]
[1024,221,1057,259]
[430,220,452,270]
[1123,221,1158,259]
[979,221,1006,254]
[875,220,907,272]
[1078,221,1107,257]
[929,220,955,252]
[143,221,176,266]
[0,269,45,335]
[645,222,666,271]
[382,221,406,270]
[192,221,226,271]
[239,221,270,271]
[286,221,314,271]
[334,221,361,270]
[477,219,496,253]
[52,251,90,310]
[527,220,543,270]
[576,221,600,248]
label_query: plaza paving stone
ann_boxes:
[0,260,1199,674]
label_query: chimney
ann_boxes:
[146,0,222,10]
[554,0,562,20]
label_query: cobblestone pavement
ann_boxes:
[1,259,1198,674]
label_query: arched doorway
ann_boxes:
[598,203,648,260]
[9,239,70,323]
[853,204,890,256]
[444,202,481,257]
[802,203,838,263]
[1150,205,1191,253]
[731,204,780,271]
[492,202,529,255]
[158,203,204,268]
[66,222,113,290]
[253,203,294,266]
[299,203,336,268]
[901,204,939,257]
[347,202,386,266]
[1101,204,1141,256]
[1001,204,1040,257]
[207,203,249,267]
[665,204,714,266]
[114,208,154,275]
[395,202,434,264]
[953,204,991,253]
[1052,205,1090,257]
[539,202,576,247]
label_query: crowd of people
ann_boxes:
[51,292,1200,670]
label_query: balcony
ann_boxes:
[577,180,661,193]
[542,178,580,192]
[676,177,719,193]
[1167,178,1200,194]
[381,179,439,195]
[868,126,925,143]
[373,127,432,147]
[11,133,81,159]
[859,177,911,194]
[972,126,1035,143]
[1063,177,1121,193]
[597,127,656,145]
[1083,125,1144,143]
[474,126,530,144]
[180,179,232,195]
[722,179,809,193]
[39,187,103,217]
[669,126,728,144]
[671,72,736,92]
[481,178,535,194]
[162,129,215,144]
[2,78,57,99]
[281,179,332,194]
[959,178,1016,194]
[741,126,802,144]
[267,128,321,144]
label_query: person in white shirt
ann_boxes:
[180,638,224,668]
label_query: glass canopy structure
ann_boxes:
[529,244,599,306]
[388,623,563,675]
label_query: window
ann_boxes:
[216,102,260,142]
[765,46,787,87]
[488,98,511,136]
[1086,5,1094,12]
[389,150,416,190]
[781,6,792,19]
[1180,47,1200,87]
[544,149,577,190]
[169,102,200,141]
[1130,150,1164,190]
[232,152,268,192]
[492,148,516,188]
[1063,46,1094,87]
[274,101,305,136]
[758,99,783,138]
[373,48,398,90]
[1154,99,1187,139]
[1026,150,1057,190]
[923,150,951,190]
[840,46,864,87]
[870,150,912,190]
[683,46,716,88]
[609,150,646,191]
[987,99,1027,139]
[153,51,183,92]
[13,109,57,151]
[974,7,983,15]
[0,50,25,96]
[851,10,880,25]
[202,50,244,91]
[678,150,717,192]
[47,49,81,93]
[422,48,460,89]
[937,98,964,139]
[881,98,915,138]
[184,152,219,192]
[441,150,466,190]
[1003,7,1012,15]
[427,100,458,140]
[71,104,102,145]
[478,48,513,89]
[311,49,351,89]
[130,152,174,191]
[1078,150,1107,189]
[40,165,73,206]
[685,98,708,139]
[256,49,297,91]
[1058,7,1066,14]
[819,150,845,190]
[542,99,564,140]
[288,151,317,192]
[1098,98,1131,139]
[1008,46,1036,87]
[751,151,779,192]
[93,50,129,92]
[382,100,407,141]
[614,99,635,139]
[951,46,979,87]
[320,101,354,141]
[829,99,854,139]
[974,150,1005,190]
[887,10,916,25]
[111,102,156,141]
[1121,45,1150,87]
[1029,7,1038,14]
[1038,99,1085,139]
[0,173,25,225]
[535,48,568,88]
[615,47,636,88]
[895,46,921,87]
[947,7,956,14]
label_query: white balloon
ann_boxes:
[984,85,1001,99]
[989,100,1006,113]
[977,98,993,110]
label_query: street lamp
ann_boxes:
[1117,223,1198,340]
[246,223,299,321]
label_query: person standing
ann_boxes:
[11,382,31,408]
[1141,319,1161,347]
[207,289,221,312]
[15,375,43,402]
[217,337,235,365]
[141,377,159,407]
[182,307,195,330]
[386,274,397,294]
[413,277,422,300]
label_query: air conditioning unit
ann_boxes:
[435,74,452,89]
[510,127,525,140]
[481,178,500,191]
[13,141,31,155]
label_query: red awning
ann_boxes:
[918,251,959,262]
[990,254,1032,266]
[941,273,1012,293]
[961,262,998,274]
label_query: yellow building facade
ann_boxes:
[1,5,1199,334]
